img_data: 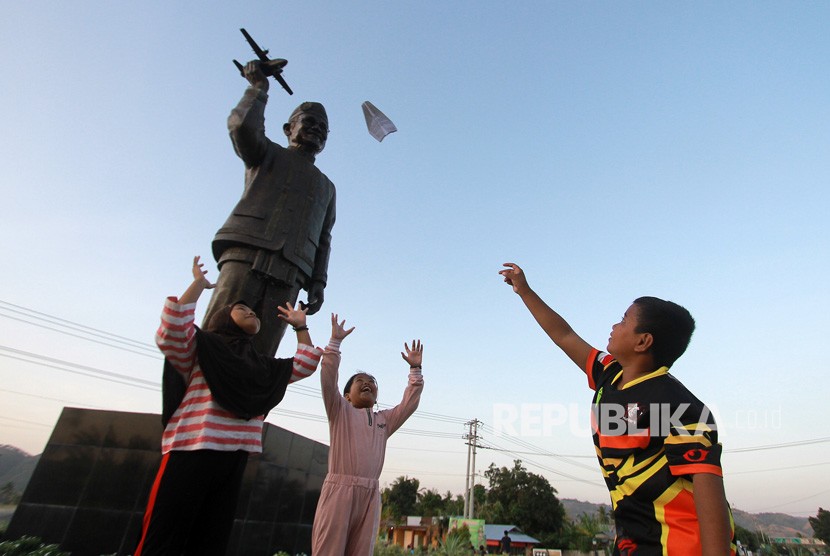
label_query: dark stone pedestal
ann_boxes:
[7,407,327,556]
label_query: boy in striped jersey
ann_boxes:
[135,256,325,555]
[500,263,734,556]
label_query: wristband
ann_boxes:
[410,365,422,369]
[293,325,309,332]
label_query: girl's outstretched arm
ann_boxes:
[320,314,355,417]
[178,256,215,306]
[157,257,210,377]
[385,340,425,435]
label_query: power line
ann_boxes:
[480,436,602,486]
[478,418,830,461]
[0,300,155,349]
[3,299,830,491]
[729,461,830,476]
[0,415,52,428]
[478,421,598,472]
[0,345,158,390]
[5,344,830,458]
[268,407,328,424]
[383,468,466,478]
[753,488,830,512]
[725,436,830,453]
[388,446,464,455]
[0,301,159,358]
[482,447,595,459]
[0,387,109,410]
[1,301,474,426]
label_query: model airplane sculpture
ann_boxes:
[232,28,294,95]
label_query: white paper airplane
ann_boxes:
[362,101,397,142]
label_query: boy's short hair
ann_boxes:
[343,372,376,396]
[633,296,695,368]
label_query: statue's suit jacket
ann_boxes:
[212,87,336,288]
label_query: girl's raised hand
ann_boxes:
[331,313,355,341]
[192,256,216,289]
[401,340,423,368]
[277,302,308,328]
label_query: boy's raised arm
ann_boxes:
[500,263,594,372]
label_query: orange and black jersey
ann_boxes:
[586,349,734,555]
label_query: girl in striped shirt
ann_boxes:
[135,256,323,556]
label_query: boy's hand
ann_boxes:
[192,256,216,289]
[401,340,423,368]
[500,262,529,294]
[277,302,308,328]
[331,313,355,341]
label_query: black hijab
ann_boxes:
[161,301,294,426]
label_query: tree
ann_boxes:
[382,476,420,522]
[734,524,761,551]
[0,482,21,505]
[472,483,486,512]
[416,488,444,517]
[572,511,605,551]
[808,507,830,544]
[442,491,464,516]
[481,460,565,541]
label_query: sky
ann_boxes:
[1,1,828,519]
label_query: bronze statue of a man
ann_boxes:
[203,60,335,357]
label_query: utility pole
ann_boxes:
[463,419,481,519]
[463,420,473,518]
[470,418,479,518]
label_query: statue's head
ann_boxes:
[284,102,328,156]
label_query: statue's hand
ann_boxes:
[305,282,325,315]
[244,60,269,92]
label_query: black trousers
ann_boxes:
[134,449,249,556]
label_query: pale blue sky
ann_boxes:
[1,2,828,517]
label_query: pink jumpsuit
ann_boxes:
[311,344,423,556]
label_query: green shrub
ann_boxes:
[0,535,69,556]
[374,541,407,556]
[433,533,470,556]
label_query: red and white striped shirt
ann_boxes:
[157,297,322,454]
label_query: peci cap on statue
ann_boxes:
[289,102,328,124]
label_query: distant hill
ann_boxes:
[560,498,814,537]
[0,445,40,494]
[731,507,814,538]
[561,498,611,521]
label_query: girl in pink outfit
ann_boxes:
[312,315,424,556]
